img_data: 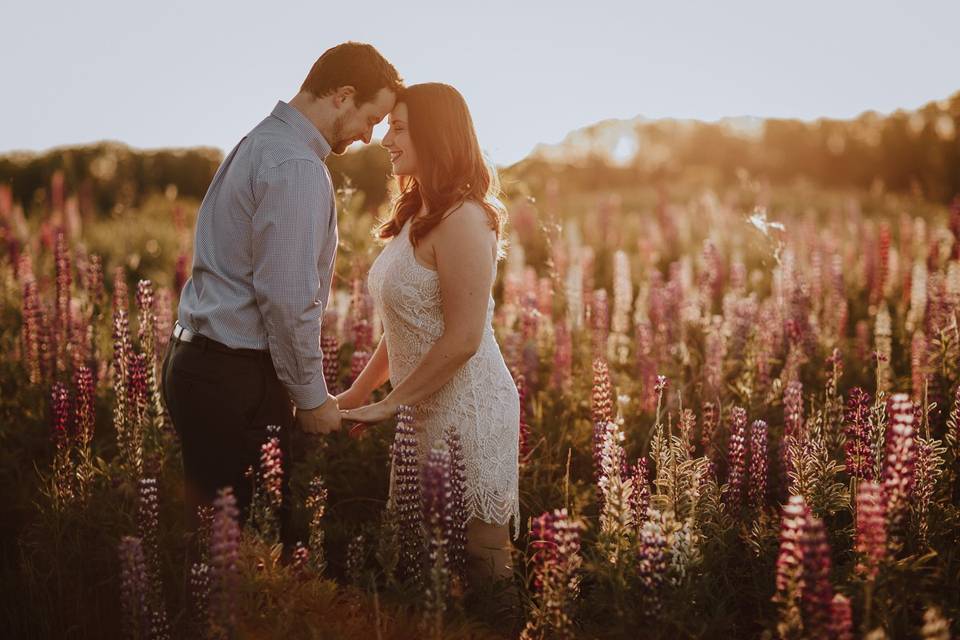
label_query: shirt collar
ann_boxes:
[271,100,332,161]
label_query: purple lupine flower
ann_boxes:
[844,387,874,481]
[53,229,71,373]
[630,457,651,529]
[784,380,804,440]
[22,279,43,384]
[305,474,328,574]
[749,420,769,512]
[210,487,241,634]
[391,405,422,582]
[700,401,719,460]
[831,593,854,640]
[800,513,835,639]
[118,536,150,640]
[321,311,340,394]
[138,477,161,584]
[883,394,918,543]
[773,496,808,638]
[525,509,585,640]
[725,407,748,512]
[636,520,669,616]
[51,381,74,500]
[444,426,468,585]
[854,481,886,580]
[113,266,129,313]
[422,444,452,620]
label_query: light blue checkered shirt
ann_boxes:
[177,101,337,409]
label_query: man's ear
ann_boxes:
[334,85,356,108]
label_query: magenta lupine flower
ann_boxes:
[525,509,585,640]
[700,401,719,459]
[391,405,422,582]
[636,520,669,615]
[259,429,283,512]
[844,387,875,481]
[154,287,173,359]
[883,394,918,542]
[516,374,531,465]
[118,536,150,640]
[444,426,468,585]
[854,481,886,580]
[551,319,572,392]
[73,365,94,453]
[113,266,129,313]
[50,381,74,499]
[725,407,748,512]
[800,513,835,639]
[321,311,340,394]
[784,380,804,439]
[773,495,808,638]
[749,420,769,512]
[53,229,72,372]
[590,288,609,358]
[831,593,854,640]
[22,279,43,384]
[210,487,241,634]
[630,457,651,528]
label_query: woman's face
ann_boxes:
[381,102,418,177]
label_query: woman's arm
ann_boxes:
[340,202,496,424]
[336,335,390,409]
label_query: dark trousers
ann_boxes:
[160,334,295,546]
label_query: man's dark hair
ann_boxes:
[300,42,403,106]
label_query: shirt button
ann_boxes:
[312,299,321,307]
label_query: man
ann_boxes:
[161,42,402,540]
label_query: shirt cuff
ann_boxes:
[285,376,330,411]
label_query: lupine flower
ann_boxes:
[590,288,609,359]
[591,358,614,426]
[636,519,669,616]
[749,419,768,512]
[725,407,748,512]
[260,428,283,511]
[51,381,74,501]
[831,593,854,640]
[391,405,422,582]
[774,495,808,639]
[21,279,43,384]
[210,487,241,635]
[291,542,310,578]
[189,561,211,634]
[443,425,468,584]
[800,513,835,639]
[784,381,804,439]
[523,509,585,640]
[113,266,129,313]
[422,445,452,628]
[704,321,726,396]
[845,387,875,481]
[679,408,696,458]
[321,311,341,394]
[700,401,719,459]
[118,536,150,640]
[855,481,886,580]
[911,330,928,402]
[914,436,947,546]
[123,352,147,477]
[84,254,105,308]
[874,304,893,392]
[883,394,917,544]
[154,287,173,361]
[137,478,161,587]
[305,475,328,574]
[630,457,651,530]
[53,229,71,373]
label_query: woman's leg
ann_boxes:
[466,518,513,583]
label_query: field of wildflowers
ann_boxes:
[1,177,959,639]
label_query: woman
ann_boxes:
[336,83,520,582]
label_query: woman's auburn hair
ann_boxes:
[377,83,506,257]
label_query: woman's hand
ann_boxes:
[340,399,399,438]
[335,387,368,411]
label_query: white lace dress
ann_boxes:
[367,218,520,535]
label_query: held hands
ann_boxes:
[339,397,399,438]
[295,395,341,435]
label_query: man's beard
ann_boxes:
[330,115,353,155]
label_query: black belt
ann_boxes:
[172,322,269,359]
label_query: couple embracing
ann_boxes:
[161,42,520,586]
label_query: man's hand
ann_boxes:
[295,395,341,435]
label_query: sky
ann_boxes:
[3,0,959,167]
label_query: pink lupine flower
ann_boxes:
[113,266,129,313]
[784,380,804,439]
[73,365,95,453]
[773,495,808,639]
[630,457,651,529]
[800,513,835,639]
[21,279,43,384]
[883,394,918,543]
[525,509,585,640]
[855,481,886,580]
[725,407,748,511]
[700,401,719,459]
[831,593,854,640]
[210,487,241,634]
[321,311,340,394]
[749,420,769,512]
[844,387,874,481]
[53,229,71,372]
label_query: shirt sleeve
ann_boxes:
[251,159,331,410]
